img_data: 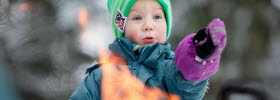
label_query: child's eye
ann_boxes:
[132,17,142,20]
[154,16,162,19]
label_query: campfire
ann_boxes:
[99,50,180,100]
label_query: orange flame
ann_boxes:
[19,2,32,11]
[99,49,180,100]
[78,7,89,29]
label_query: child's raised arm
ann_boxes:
[175,19,227,82]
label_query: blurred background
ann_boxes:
[0,0,279,100]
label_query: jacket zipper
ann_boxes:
[139,46,146,59]
[132,46,146,76]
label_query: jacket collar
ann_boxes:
[109,37,173,69]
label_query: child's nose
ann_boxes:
[143,23,153,31]
[145,27,153,31]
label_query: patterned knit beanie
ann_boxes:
[107,0,172,41]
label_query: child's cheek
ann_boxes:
[126,29,139,44]
[158,26,167,43]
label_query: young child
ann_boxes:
[70,0,226,100]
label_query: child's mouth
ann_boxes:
[143,37,155,43]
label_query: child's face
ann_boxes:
[125,0,167,46]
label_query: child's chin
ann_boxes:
[143,43,155,46]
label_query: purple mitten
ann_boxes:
[175,19,227,82]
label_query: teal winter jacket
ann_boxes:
[70,37,208,100]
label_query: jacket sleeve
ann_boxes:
[69,69,101,100]
[164,59,208,100]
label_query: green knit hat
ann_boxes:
[107,0,172,41]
